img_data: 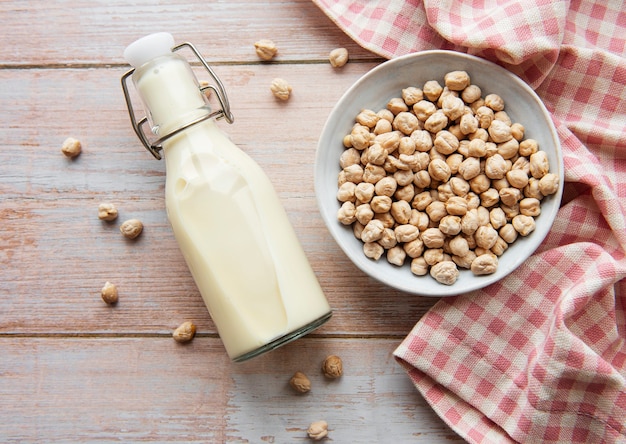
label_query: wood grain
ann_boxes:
[0,337,463,443]
[0,1,462,441]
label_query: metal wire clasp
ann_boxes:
[121,41,234,160]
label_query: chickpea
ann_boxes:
[374,118,393,135]
[428,158,452,182]
[497,139,519,160]
[337,201,356,225]
[494,110,512,125]
[355,182,375,203]
[484,93,505,111]
[506,169,529,189]
[430,261,459,285]
[395,224,420,243]
[453,250,477,269]
[520,197,541,217]
[413,100,437,122]
[353,221,365,239]
[423,80,443,101]
[488,120,513,143]
[448,235,470,257]
[394,183,416,202]
[422,227,446,248]
[469,174,491,194]
[361,219,385,242]
[519,139,538,157]
[485,154,508,180]
[512,214,536,236]
[425,200,447,222]
[409,210,429,231]
[424,248,445,266]
[364,242,384,260]
[461,209,480,235]
[413,170,431,188]
[442,95,465,121]
[356,109,379,128]
[511,123,525,141]
[538,173,559,195]
[391,200,412,224]
[475,106,494,129]
[461,84,482,104]
[340,148,361,169]
[398,137,417,156]
[387,97,409,115]
[530,151,550,179]
[403,238,425,258]
[475,225,498,249]
[489,207,507,229]
[524,177,544,200]
[471,253,499,275]
[355,204,374,225]
[444,71,471,91]
[375,211,396,228]
[387,245,407,266]
[374,176,398,197]
[438,215,462,236]
[402,86,424,106]
[499,223,518,243]
[370,195,392,213]
[458,157,481,180]
[343,164,364,183]
[500,187,522,207]
[424,110,449,134]
[410,257,429,276]
[491,236,509,256]
[480,188,500,208]
[393,112,420,135]
[377,108,394,123]
[445,196,468,216]
[379,228,398,249]
[434,131,459,156]
[363,164,386,184]
[337,181,357,202]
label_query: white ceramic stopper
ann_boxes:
[124,32,175,68]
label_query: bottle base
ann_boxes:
[232,311,333,363]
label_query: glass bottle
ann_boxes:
[121,33,332,362]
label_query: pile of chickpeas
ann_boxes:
[336,70,559,285]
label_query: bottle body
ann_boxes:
[129,46,331,361]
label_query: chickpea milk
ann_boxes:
[122,33,332,361]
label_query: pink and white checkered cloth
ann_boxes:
[313,0,626,442]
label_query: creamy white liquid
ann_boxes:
[132,53,331,360]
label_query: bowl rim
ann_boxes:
[315,49,564,296]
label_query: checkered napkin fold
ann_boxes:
[312,0,626,442]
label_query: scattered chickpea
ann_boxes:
[98,203,118,221]
[289,371,311,393]
[270,78,292,101]
[254,39,278,61]
[100,281,118,305]
[329,47,349,68]
[120,218,143,239]
[321,355,343,379]
[307,420,329,441]
[61,137,82,158]
[173,321,197,343]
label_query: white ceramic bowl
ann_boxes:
[315,50,564,296]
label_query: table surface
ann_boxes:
[0,1,465,442]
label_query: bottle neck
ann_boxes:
[132,53,212,139]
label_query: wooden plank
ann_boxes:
[0,337,463,443]
[0,0,381,67]
[0,64,442,336]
